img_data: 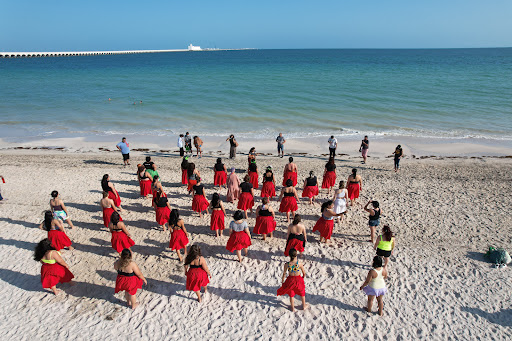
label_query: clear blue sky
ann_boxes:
[1,0,511,51]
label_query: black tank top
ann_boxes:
[249,163,257,172]
[156,197,168,207]
[215,163,224,171]
[194,184,204,195]
[117,270,135,277]
[264,173,273,182]
[306,177,317,186]
[284,191,294,197]
[369,208,380,221]
[241,182,253,193]
[259,206,272,216]
[326,163,336,172]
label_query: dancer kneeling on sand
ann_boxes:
[322,157,337,195]
[282,157,298,186]
[137,164,153,198]
[192,177,210,218]
[226,210,252,262]
[332,181,348,224]
[168,209,189,262]
[248,160,259,189]
[302,171,319,205]
[209,193,226,237]
[238,175,255,219]
[374,225,395,268]
[277,248,307,312]
[284,215,307,256]
[153,190,171,231]
[364,200,381,244]
[40,211,74,251]
[278,179,300,223]
[260,166,276,199]
[312,201,343,244]
[34,238,74,295]
[102,174,122,209]
[114,249,147,310]
[101,191,121,228]
[253,197,277,241]
[226,167,240,203]
[50,191,75,229]
[213,158,228,189]
[184,245,211,302]
[109,211,135,254]
[347,168,362,206]
[360,256,388,316]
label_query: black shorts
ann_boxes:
[376,248,392,257]
[122,153,130,161]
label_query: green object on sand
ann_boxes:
[485,246,511,265]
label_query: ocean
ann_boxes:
[1,48,511,143]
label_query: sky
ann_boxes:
[1,0,511,51]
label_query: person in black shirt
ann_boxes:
[237,175,255,219]
[192,177,210,218]
[143,156,154,170]
[226,134,238,159]
[302,171,319,205]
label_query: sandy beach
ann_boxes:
[0,149,511,340]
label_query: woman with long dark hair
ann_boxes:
[187,163,201,194]
[100,191,121,228]
[151,175,165,203]
[253,197,276,241]
[102,174,122,209]
[374,225,395,268]
[364,200,382,244]
[50,190,75,229]
[347,168,362,206]
[153,190,171,231]
[39,210,73,251]
[137,164,153,198]
[321,157,337,195]
[248,160,259,189]
[226,210,252,262]
[168,209,189,262]
[284,215,307,256]
[247,147,257,166]
[277,248,307,312]
[312,201,342,243]
[359,256,388,316]
[237,175,255,219]
[114,248,147,309]
[192,177,210,218]
[109,211,135,254]
[184,245,211,302]
[302,171,319,205]
[181,156,189,186]
[209,193,226,237]
[278,179,300,223]
[34,238,74,295]
[332,181,348,224]
[260,166,276,199]
[213,158,228,188]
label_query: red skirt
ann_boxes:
[237,192,254,210]
[47,230,72,251]
[115,274,143,295]
[214,171,227,186]
[186,267,209,292]
[322,171,336,189]
[347,182,360,200]
[181,169,188,185]
[284,238,305,256]
[102,207,122,228]
[313,217,334,240]
[187,179,197,192]
[108,190,121,207]
[279,196,298,213]
[302,185,319,198]
[249,171,259,189]
[192,194,209,212]
[261,181,276,198]
[169,229,189,250]
[139,179,152,197]
[282,171,298,186]
[277,276,305,297]
[210,210,225,230]
[226,231,252,252]
[156,206,171,225]
[253,215,276,235]
[41,263,74,289]
[111,231,135,253]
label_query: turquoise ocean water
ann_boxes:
[1,49,511,142]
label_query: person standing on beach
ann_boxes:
[178,134,185,157]
[365,200,381,244]
[169,209,189,262]
[39,211,74,251]
[360,136,369,164]
[276,133,286,158]
[143,156,154,170]
[359,256,388,316]
[284,215,307,257]
[227,134,238,159]
[194,136,203,158]
[393,145,403,172]
[278,179,300,224]
[226,210,252,262]
[184,132,192,155]
[347,169,362,207]
[114,249,147,310]
[109,211,135,253]
[238,175,255,219]
[302,171,319,205]
[253,197,277,241]
[312,201,343,244]
[321,157,337,195]
[184,245,211,302]
[328,135,337,158]
[260,166,276,200]
[277,248,307,312]
[213,158,228,189]
[374,225,395,268]
[34,238,74,295]
[248,147,257,166]
[116,137,130,166]
[282,157,298,187]
[226,167,240,203]
[50,191,75,229]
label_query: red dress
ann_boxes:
[210,210,225,230]
[169,228,189,250]
[155,206,171,225]
[249,171,259,189]
[41,259,74,288]
[302,185,319,198]
[111,230,135,253]
[347,182,360,200]
[261,181,276,198]
[115,273,143,295]
[279,194,298,213]
[313,216,334,240]
[226,230,252,252]
[108,190,121,207]
[237,192,254,210]
[282,171,298,186]
[139,179,152,197]
[192,194,209,212]
[181,169,188,185]
[322,171,336,189]
[47,229,72,251]
[186,266,209,291]
[214,171,227,186]
[187,179,197,192]
[284,234,305,256]
[253,215,276,235]
[102,207,122,228]
[277,275,305,297]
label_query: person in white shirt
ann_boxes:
[178,134,184,156]
[328,136,337,158]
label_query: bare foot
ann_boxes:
[131,302,140,309]
[302,304,309,310]
[379,311,384,316]
[68,246,75,251]
[290,306,296,312]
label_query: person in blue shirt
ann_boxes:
[116,137,131,166]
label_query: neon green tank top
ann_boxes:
[377,236,393,251]
[41,251,61,264]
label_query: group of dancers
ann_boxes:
[34,151,396,315]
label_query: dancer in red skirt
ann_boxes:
[187,163,201,194]
[226,210,252,262]
[302,171,319,205]
[253,197,276,241]
[102,174,122,209]
[151,175,165,202]
[34,238,74,295]
[137,164,153,198]
[109,211,135,253]
[282,157,298,186]
[100,191,121,228]
[153,190,172,231]
[184,245,212,302]
[313,201,343,243]
[237,175,255,219]
[114,249,147,309]
[248,160,259,189]
[168,209,189,261]
[260,166,276,199]
[213,158,228,188]
[322,157,337,195]
[284,215,307,256]
[209,193,226,237]
[39,211,73,251]
[347,168,363,207]
[181,156,189,186]
[277,248,307,312]
[192,177,210,218]
[278,179,300,223]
